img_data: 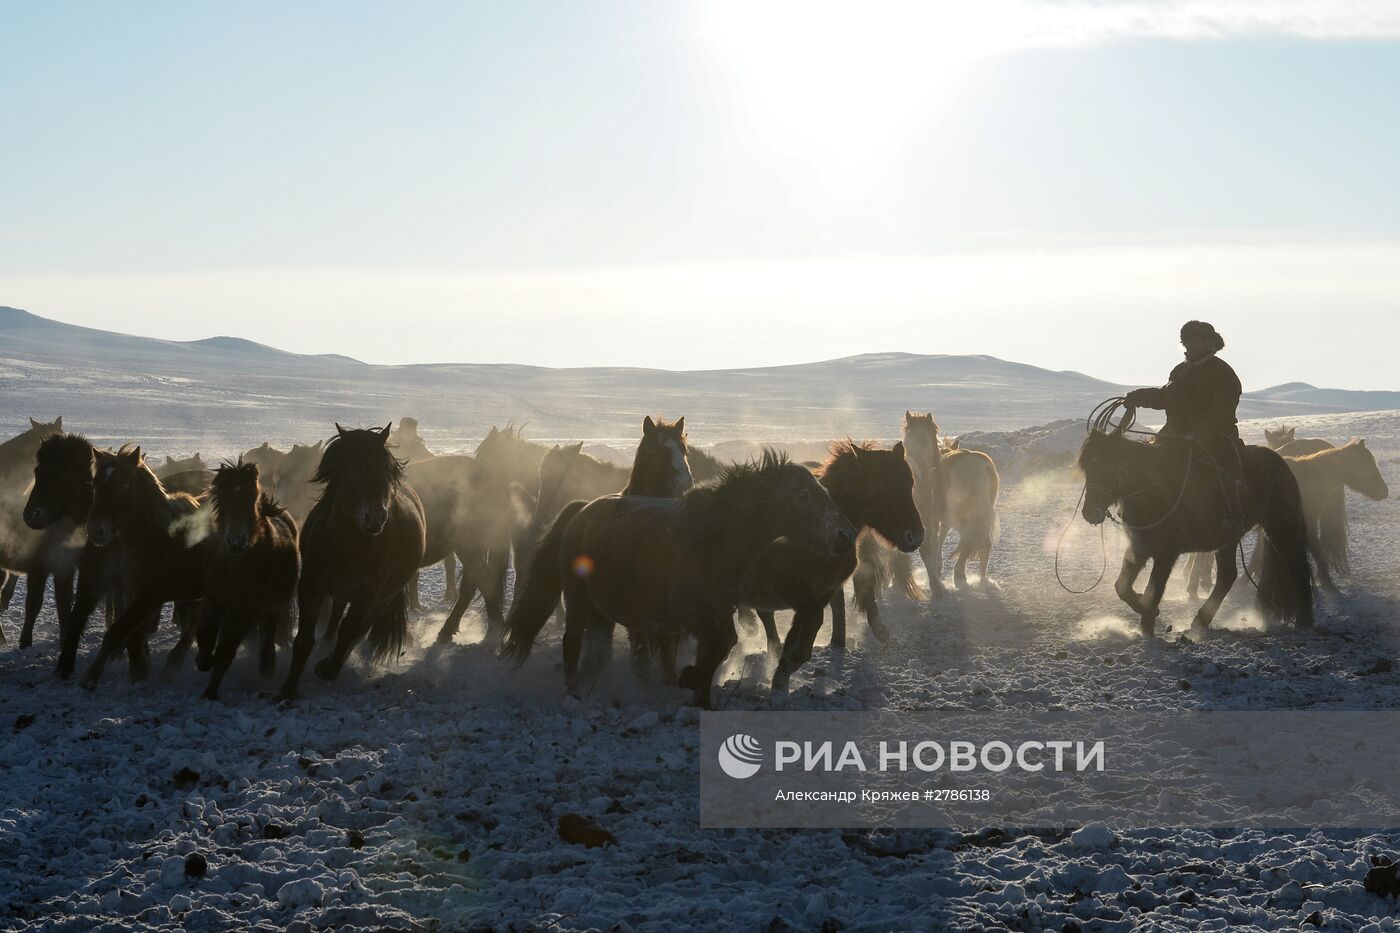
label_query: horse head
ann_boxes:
[766,455,857,560]
[212,460,263,554]
[819,440,923,553]
[317,424,402,535]
[25,434,94,529]
[1265,425,1296,450]
[1077,429,1130,526]
[1342,438,1389,500]
[87,445,148,546]
[633,415,693,497]
[901,410,942,480]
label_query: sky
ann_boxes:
[2,1,1399,389]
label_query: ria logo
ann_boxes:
[717,733,763,779]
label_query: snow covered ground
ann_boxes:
[3,410,1400,931]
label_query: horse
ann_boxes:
[80,446,210,685]
[901,411,1000,592]
[242,441,288,477]
[276,425,425,700]
[22,434,123,677]
[743,440,924,693]
[195,461,299,699]
[1277,437,1336,458]
[503,452,857,708]
[1077,404,1313,636]
[468,424,551,625]
[0,417,63,489]
[3,434,89,649]
[158,453,207,479]
[404,453,485,626]
[1285,440,1388,591]
[273,440,326,523]
[1264,425,1295,450]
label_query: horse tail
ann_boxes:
[1253,453,1315,628]
[501,499,585,665]
[1317,484,1349,576]
[889,548,924,600]
[366,587,409,662]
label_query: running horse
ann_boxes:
[503,452,856,708]
[1077,400,1313,636]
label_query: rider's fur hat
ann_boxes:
[1180,320,1225,351]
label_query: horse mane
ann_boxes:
[36,432,93,464]
[816,439,876,484]
[313,429,405,487]
[105,445,200,526]
[684,449,796,548]
[211,459,288,520]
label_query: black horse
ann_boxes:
[276,425,425,700]
[1078,402,1313,636]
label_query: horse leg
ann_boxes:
[275,585,327,701]
[952,528,972,590]
[81,593,164,687]
[165,601,201,670]
[57,561,103,679]
[560,593,595,698]
[1191,546,1238,634]
[627,631,651,685]
[323,599,347,641]
[682,616,740,710]
[407,571,423,612]
[1138,553,1178,637]
[1113,546,1149,618]
[195,601,224,672]
[853,561,889,643]
[756,609,782,657]
[579,618,616,684]
[257,608,279,678]
[314,600,374,682]
[481,548,509,627]
[920,530,944,597]
[828,589,847,650]
[0,570,16,613]
[772,605,825,696]
[442,556,458,603]
[656,634,680,687]
[1306,528,1340,593]
[203,615,251,700]
[19,570,49,649]
[435,549,483,644]
[52,571,74,642]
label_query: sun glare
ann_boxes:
[695,1,1017,184]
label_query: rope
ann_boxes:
[1053,483,1108,594]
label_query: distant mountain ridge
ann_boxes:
[0,305,1393,455]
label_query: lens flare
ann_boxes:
[572,555,595,578]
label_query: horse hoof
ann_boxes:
[869,622,891,644]
[273,689,298,704]
[435,631,456,646]
[195,656,214,673]
[313,658,340,681]
[201,688,219,701]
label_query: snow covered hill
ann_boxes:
[3,306,1394,459]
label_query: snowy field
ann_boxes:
[3,411,1400,931]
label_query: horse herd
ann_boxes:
[0,405,1386,707]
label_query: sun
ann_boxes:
[693,0,1018,183]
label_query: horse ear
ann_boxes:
[29,418,40,429]
[127,446,143,463]
[675,417,684,434]
[335,423,348,437]
[379,423,392,440]
[949,438,960,450]
[643,415,656,436]
[893,441,906,459]
[54,417,62,430]
[1359,439,1367,448]
[571,442,584,454]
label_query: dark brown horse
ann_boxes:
[158,453,207,479]
[746,441,924,684]
[503,452,857,708]
[276,425,425,700]
[196,462,299,699]
[0,417,62,489]
[404,453,490,636]
[23,434,122,677]
[80,447,209,685]
[1078,404,1313,636]
[5,433,89,649]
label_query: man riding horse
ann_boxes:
[1124,320,1244,522]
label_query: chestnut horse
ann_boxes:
[900,412,1000,592]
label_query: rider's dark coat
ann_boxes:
[1132,355,1243,444]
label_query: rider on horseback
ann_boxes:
[1124,320,1245,524]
